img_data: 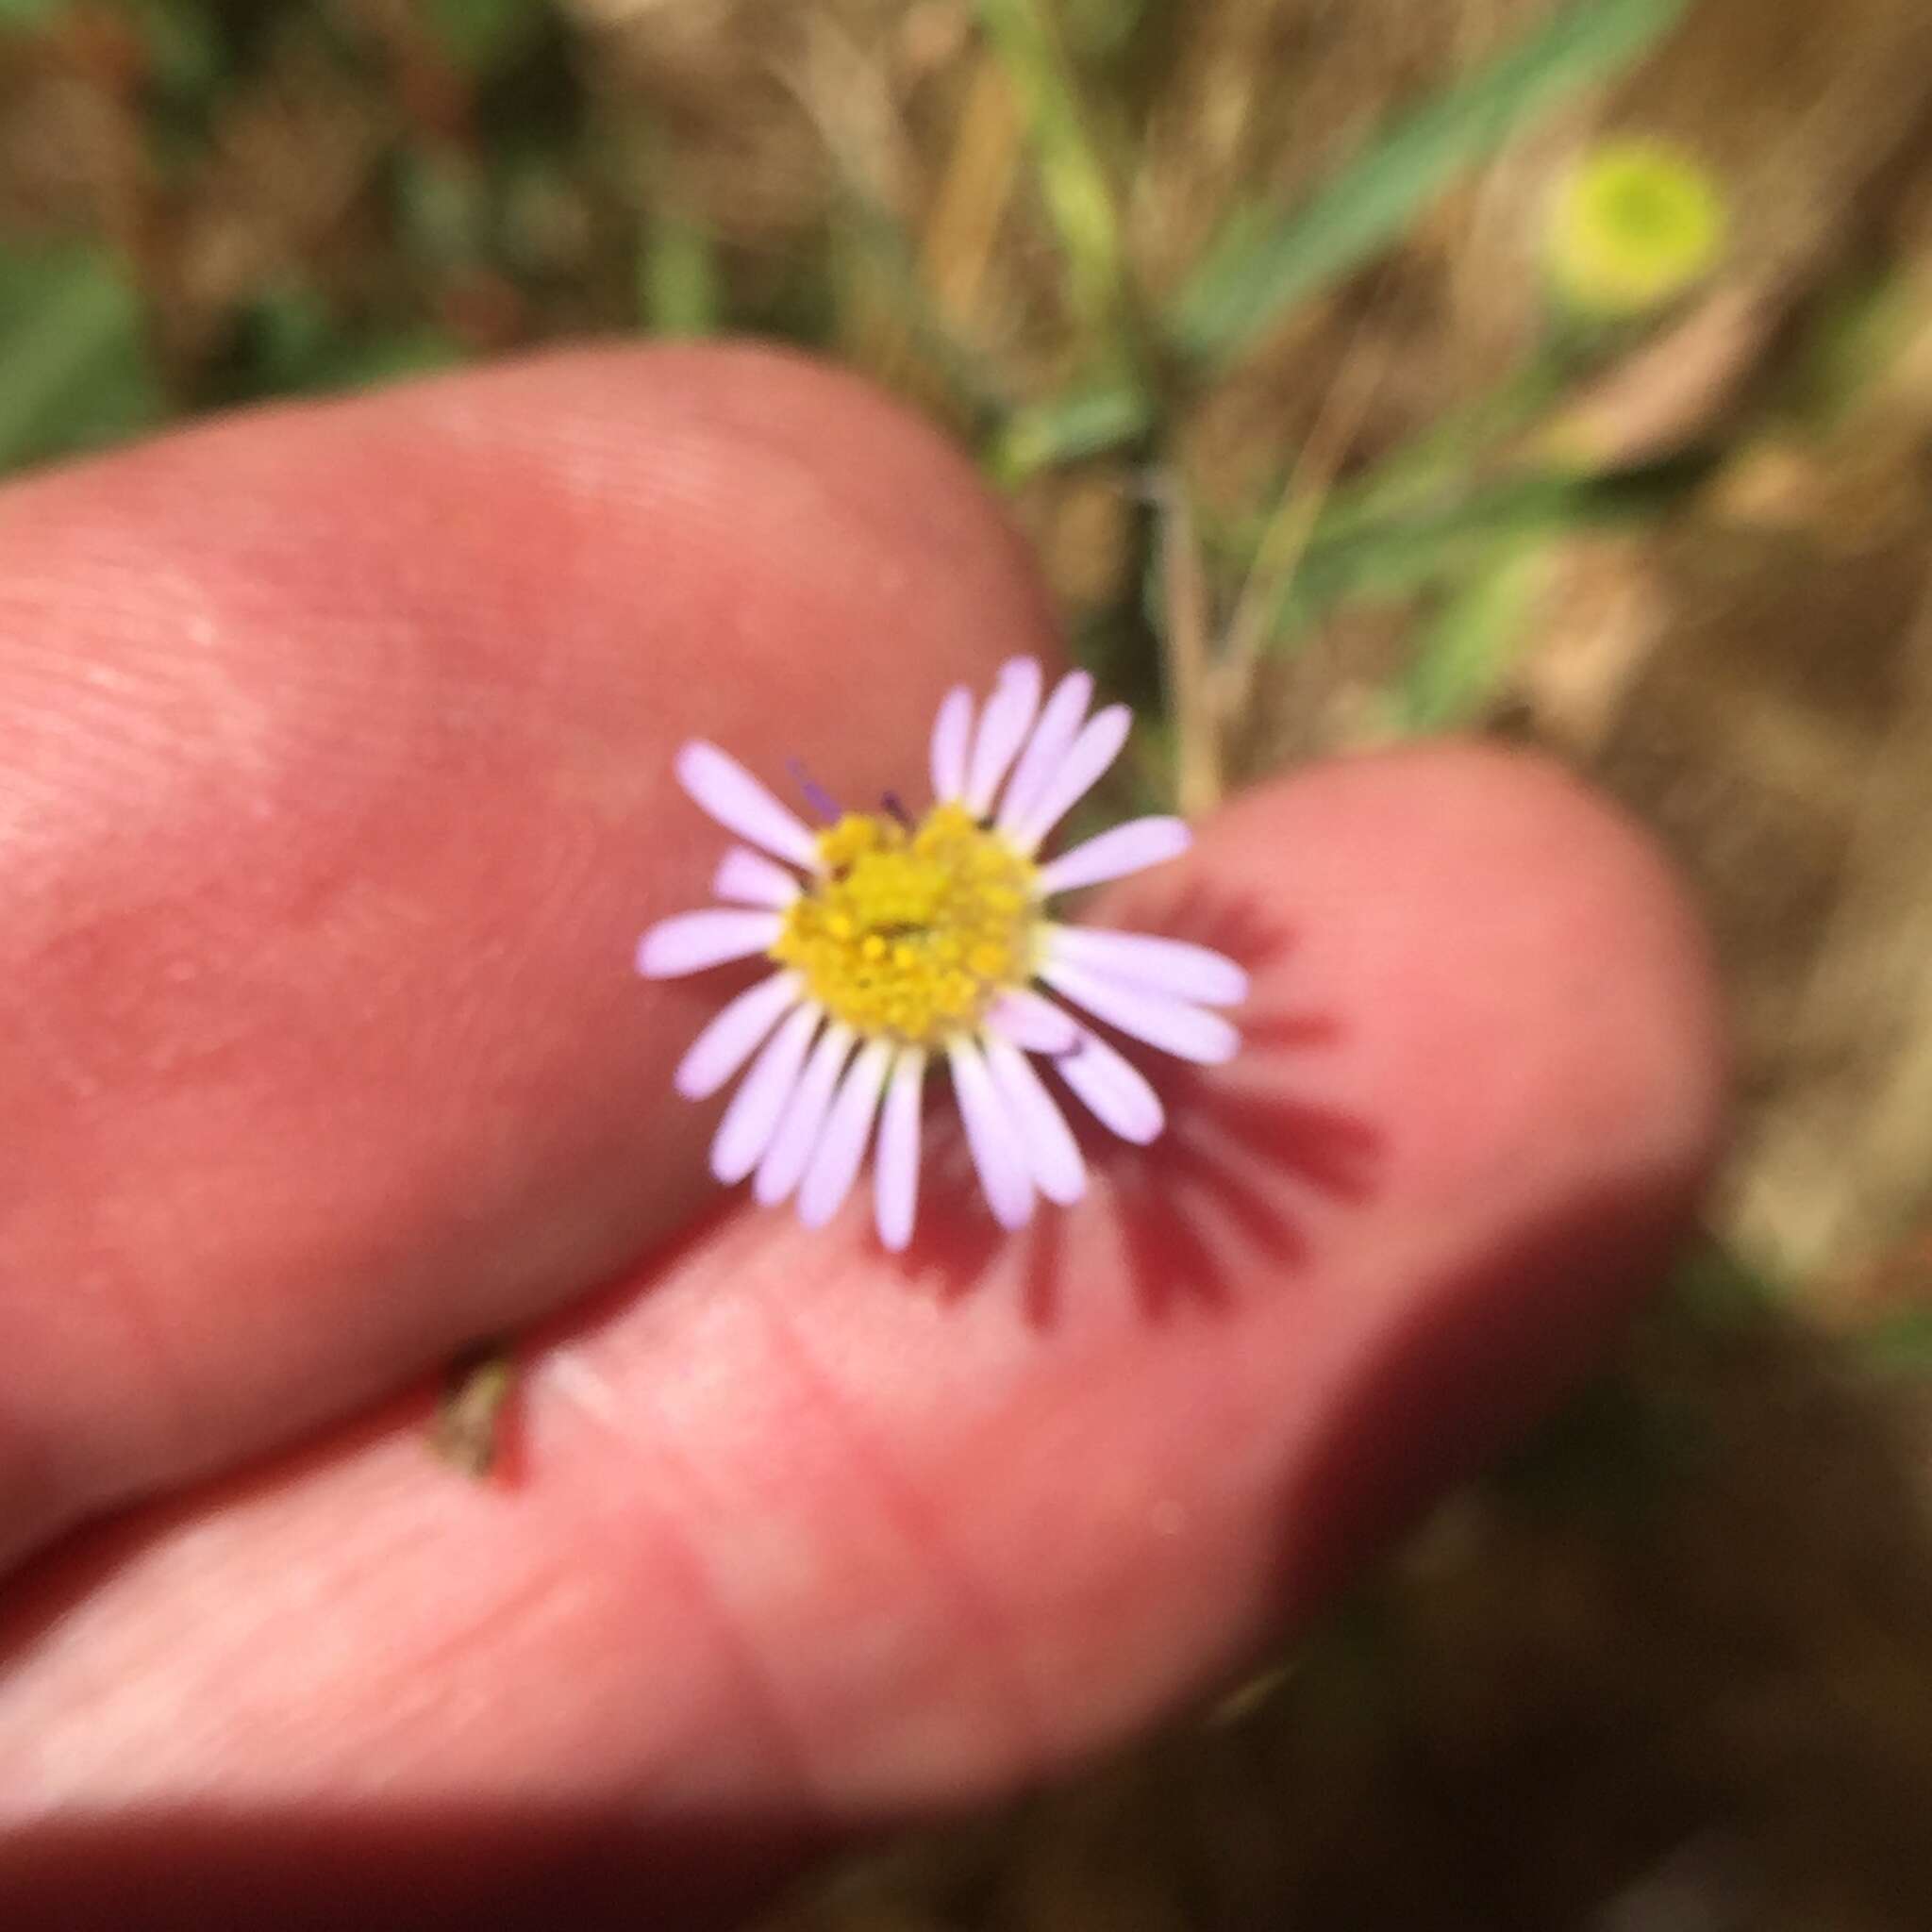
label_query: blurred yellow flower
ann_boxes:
[1548,137,1727,320]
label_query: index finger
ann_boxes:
[0,345,1047,1565]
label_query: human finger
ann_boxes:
[0,744,1725,1927]
[0,344,1050,1567]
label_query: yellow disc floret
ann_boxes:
[771,803,1041,1044]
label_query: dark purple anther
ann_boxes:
[788,758,841,824]
[882,791,913,828]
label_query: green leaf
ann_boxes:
[1396,542,1549,733]
[1168,0,1689,366]
[0,244,165,475]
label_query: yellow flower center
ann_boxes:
[771,803,1041,1045]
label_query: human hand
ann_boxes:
[0,347,1724,1927]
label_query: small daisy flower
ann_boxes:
[636,658,1247,1249]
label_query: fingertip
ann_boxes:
[1166,740,1727,1613]
[1189,739,1727,1228]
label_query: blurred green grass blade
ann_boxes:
[1396,543,1548,733]
[1274,468,1661,638]
[320,328,466,391]
[1851,1307,1932,1374]
[228,279,464,399]
[0,0,65,25]
[1668,1236,1789,1327]
[1061,0,1155,61]
[990,376,1152,482]
[977,0,1126,327]
[125,0,225,98]
[425,0,546,73]
[831,195,1010,422]
[0,244,165,475]
[1169,0,1689,365]
[640,210,722,338]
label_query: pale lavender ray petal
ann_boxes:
[636,908,784,979]
[712,1002,823,1183]
[1052,1024,1165,1144]
[929,686,974,802]
[675,741,823,872]
[755,1022,857,1207]
[1010,705,1132,856]
[984,986,1081,1055]
[712,846,803,909]
[799,1039,894,1229]
[1045,924,1249,1007]
[996,668,1092,833]
[964,658,1043,818]
[946,1036,1036,1230]
[874,1048,926,1252]
[1035,815,1191,896]
[983,1033,1086,1206]
[674,971,803,1101]
[1040,956,1240,1065]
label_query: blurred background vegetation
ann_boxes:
[7,0,1932,1924]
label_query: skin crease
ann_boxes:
[0,345,1727,1928]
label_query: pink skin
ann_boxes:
[0,346,1726,1927]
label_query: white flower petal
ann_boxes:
[1045,924,1249,1007]
[1040,957,1240,1065]
[1052,1024,1165,1145]
[874,1048,926,1251]
[755,1022,856,1207]
[674,971,803,1100]
[1009,705,1132,855]
[964,658,1042,818]
[675,741,823,872]
[983,1034,1086,1206]
[712,846,802,909]
[947,1037,1035,1230]
[1035,816,1191,896]
[997,669,1092,832]
[929,686,974,802]
[983,987,1081,1056]
[712,1003,823,1183]
[636,908,784,978]
[799,1039,894,1228]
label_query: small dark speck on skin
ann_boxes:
[431,1341,517,1480]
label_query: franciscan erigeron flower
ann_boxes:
[636,658,1247,1249]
